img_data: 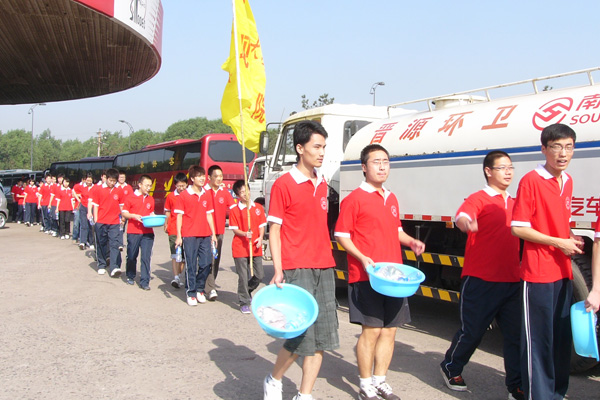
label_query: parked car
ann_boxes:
[0,186,7,228]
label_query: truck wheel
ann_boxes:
[570,254,600,373]
[0,213,5,228]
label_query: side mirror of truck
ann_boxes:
[259,131,269,155]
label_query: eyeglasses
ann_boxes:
[547,144,574,154]
[490,165,515,171]
[369,160,390,167]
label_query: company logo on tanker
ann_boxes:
[532,97,573,130]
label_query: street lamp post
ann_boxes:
[369,81,385,106]
[119,119,133,151]
[28,103,46,170]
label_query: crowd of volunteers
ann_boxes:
[10,120,600,400]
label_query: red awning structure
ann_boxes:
[0,0,163,105]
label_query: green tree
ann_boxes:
[128,129,163,151]
[163,117,232,141]
[0,129,30,169]
[301,93,335,110]
[33,129,62,170]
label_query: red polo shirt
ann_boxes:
[229,202,267,258]
[89,184,124,225]
[267,166,334,270]
[456,187,520,282]
[204,184,236,235]
[174,187,214,237]
[511,165,573,283]
[596,215,600,238]
[73,183,93,208]
[164,190,181,236]
[123,190,155,234]
[39,184,52,206]
[24,185,38,204]
[51,183,61,207]
[12,185,24,205]
[335,182,404,283]
[57,186,74,211]
[116,183,134,199]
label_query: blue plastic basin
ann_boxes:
[141,215,166,228]
[366,263,425,298]
[570,301,600,361]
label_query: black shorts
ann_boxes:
[348,280,411,328]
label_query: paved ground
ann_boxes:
[0,222,599,399]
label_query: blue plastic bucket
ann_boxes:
[366,263,425,298]
[570,301,599,361]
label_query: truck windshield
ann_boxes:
[274,124,296,170]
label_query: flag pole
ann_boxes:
[231,0,254,276]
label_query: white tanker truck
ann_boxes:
[259,67,600,371]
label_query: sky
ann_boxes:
[1,0,599,142]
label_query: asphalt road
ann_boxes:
[0,222,598,399]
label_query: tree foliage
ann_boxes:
[301,93,335,110]
[0,116,234,171]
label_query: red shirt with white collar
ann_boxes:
[24,185,38,204]
[267,166,334,270]
[116,182,134,199]
[73,183,93,208]
[174,187,214,237]
[51,183,61,207]
[511,165,573,283]
[457,186,520,282]
[335,182,403,283]
[596,215,600,238]
[12,185,25,205]
[57,186,74,211]
[204,184,236,235]
[164,190,182,236]
[89,184,124,225]
[229,201,267,258]
[123,190,155,234]
[39,183,52,206]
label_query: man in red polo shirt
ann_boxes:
[73,173,94,249]
[229,179,266,314]
[49,174,64,237]
[263,121,338,400]
[11,180,24,223]
[585,214,600,312]
[122,174,155,290]
[164,172,188,289]
[439,151,522,400]
[511,123,584,400]
[174,166,217,306]
[334,144,425,400]
[116,170,134,251]
[37,175,53,233]
[204,164,236,301]
[23,178,38,227]
[89,168,124,277]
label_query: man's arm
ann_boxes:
[175,213,183,247]
[511,226,583,256]
[585,238,600,312]
[398,231,426,256]
[336,236,374,271]
[268,222,284,286]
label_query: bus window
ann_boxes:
[180,144,200,170]
[134,152,150,174]
[208,140,255,163]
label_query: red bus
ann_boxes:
[112,134,255,213]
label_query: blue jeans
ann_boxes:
[78,204,93,246]
[126,232,155,287]
[72,208,80,241]
[25,203,36,225]
[50,205,58,232]
[95,223,122,272]
[41,205,51,231]
[182,236,211,297]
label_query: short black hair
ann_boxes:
[483,150,511,182]
[63,177,70,183]
[293,120,328,160]
[208,165,222,176]
[189,165,205,178]
[174,172,188,184]
[360,144,390,177]
[86,172,93,179]
[57,173,65,179]
[118,170,126,176]
[232,179,246,196]
[541,123,576,147]
[106,168,119,180]
[138,174,152,184]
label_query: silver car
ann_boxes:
[0,184,7,228]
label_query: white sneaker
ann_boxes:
[110,268,122,278]
[187,296,198,306]
[39,227,44,232]
[263,375,282,400]
[197,292,207,303]
[208,289,218,301]
[89,244,95,250]
[65,235,70,240]
[52,232,58,237]
[171,275,181,289]
[60,235,65,240]
[98,268,106,275]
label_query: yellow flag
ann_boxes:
[221,0,266,153]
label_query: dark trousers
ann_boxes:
[25,203,36,225]
[126,232,155,287]
[182,236,211,297]
[58,210,71,236]
[41,205,50,230]
[11,202,18,222]
[441,276,522,391]
[16,204,24,222]
[95,223,122,272]
[50,205,58,232]
[234,256,264,306]
[205,234,224,293]
[521,279,572,400]
[78,205,93,246]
